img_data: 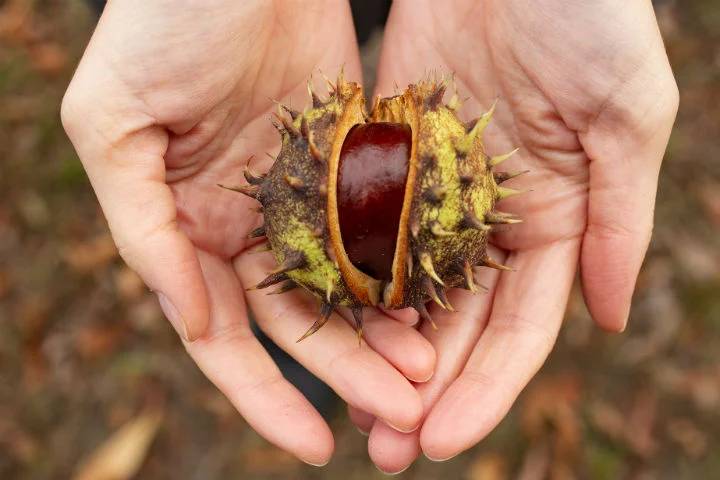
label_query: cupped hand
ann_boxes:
[352,0,679,472]
[61,0,435,466]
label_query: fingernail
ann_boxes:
[301,458,330,467]
[408,369,434,383]
[375,463,410,476]
[157,293,189,341]
[424,452,458,462]
[356,426,370,436]
[386,421,419,434]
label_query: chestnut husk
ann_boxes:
[222,73,524,341]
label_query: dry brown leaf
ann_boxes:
[63,234,118,273]
[73,409,163,480]
[465,451,507,480]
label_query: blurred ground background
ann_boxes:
[0,0,719,478]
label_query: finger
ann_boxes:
[420,239,580,461]
[580,48,679,332]
[235,254,424,433]
[184,251,333,466]
[368,261,503,473]
[380,306,420,325]
[347,405,374,435]
[336,307,435,382]
[61,93,209,340]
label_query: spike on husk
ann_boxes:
[296,302,333,342]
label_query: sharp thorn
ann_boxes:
[410,216,421,239]
[243,167,266,186]
[462,209,492,231]
[490,148,519,167]
[296,303,333,342]
[325,275,334,304]
[284,174,307,192]
[248,225,266,238]
[431,221,454,237]
[218,183,259,199]
[419,252,444,286]
[485,211,523,224]
[310,88,323,108]
[271,251,307,275]
[319,69,335,95]
[415,301,438,330]
[497,186,523,200]
[463,259,478,293]
[282,105,299,120]
[422,277,446,310]
[308,133,324,163]
[249,271,289,291]
[267,280,299,295]
[337,65,345,88]
[425,84,446,110]
[477,98,498,132]
[447,93,461,111]
[480,254,513,272]
[300,116,310,138]
[436,286,454,311]
[494,169,530,184]
[351,307,364,346]
[279,113,300,137]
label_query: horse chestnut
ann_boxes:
[223,73,524,341]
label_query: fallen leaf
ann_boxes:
[73,408,163,480]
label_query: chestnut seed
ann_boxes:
[337,122,412,280]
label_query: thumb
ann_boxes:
[62,94,209,341]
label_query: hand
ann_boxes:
[350,0,679,472]
[61,0,435,466]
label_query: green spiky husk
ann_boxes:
[232,74,521,338]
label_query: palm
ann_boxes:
[360,0,677,470]
[65,0,437,465]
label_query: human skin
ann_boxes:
[62,0,678,472]
[61,0,436,467]
[346,0,679,473]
